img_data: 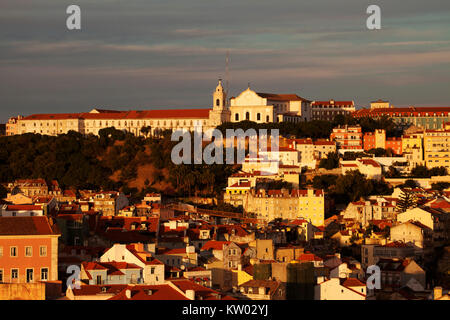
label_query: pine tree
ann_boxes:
[396,189,417,212]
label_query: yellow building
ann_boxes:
[424,129,450,169]
[281,138,336,169]
[232,265,254,287]
[224,181,251,207]
[402,132,425,169]
[402,133,423,154]
[370,99,391,109]
[243,189,325,226]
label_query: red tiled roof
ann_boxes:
[359,159,381,168]
[23,108,211,121]
[228,181,251,188]
[314,140,335,146]
[290,219,308,225]
[201,240,231,251]
[342,278,366,287]
[4,205,42,211]
[353,107,450,118]
[108,285,190,300]
[312,100,354,106]
[158,248,187,255]
[298,253,323,262]
[239,279,281,296]
[169,279,235,300]
[216,225,249,237]
[256,189,323,197]
[383,241,411,248]
[256,93,309,102]
[0,216,58,236]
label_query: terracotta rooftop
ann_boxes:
[0,216,58,236]
[23,108,211,121]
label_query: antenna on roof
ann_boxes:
[226,50,230,107]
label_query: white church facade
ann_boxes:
[229,88,312,123]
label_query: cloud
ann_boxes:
[0,0,450,122]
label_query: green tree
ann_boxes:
[403,179,418,188]
[411,165,431,178]
[319,152,340,170]
[431,182,450,191]
[312,174,337,191]
[385,165,401,178]
[430,166,448,176]
[140,126,152,138]
[333,171,392,203]
[396,189,417,212]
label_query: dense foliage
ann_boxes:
[0,129,235,199]
[410,165,448,178]
[332,114,401,136]
[216,120,334,139]
[318,152,340,170]
[0,132,116,190]
[311,171,392,204]
[396,190,418,212]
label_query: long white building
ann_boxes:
[6,81,231,137]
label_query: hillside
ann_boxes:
[0,128,235,199]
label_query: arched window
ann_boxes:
[257,113,261,121]
[216,99,220,106]
[246,112,250,120]
[266,115,270,122]
[235,113,239,121]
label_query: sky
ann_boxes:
[1,0,450,123]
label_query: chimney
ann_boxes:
[125,289,131,299]
[434,287,443,300]
[186,290,195,300]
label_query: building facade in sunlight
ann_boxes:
[5,81,231,137]
[229,87,312,123]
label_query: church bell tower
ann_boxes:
[213,79,226,111]
[209,79,231,126]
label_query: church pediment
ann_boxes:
[231,88,267,107]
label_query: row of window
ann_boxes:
[30,119,206,128]
[0,246,47,258]
[0,268,49,282]
[234,112,270,122]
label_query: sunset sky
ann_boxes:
[1,0,450,122]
